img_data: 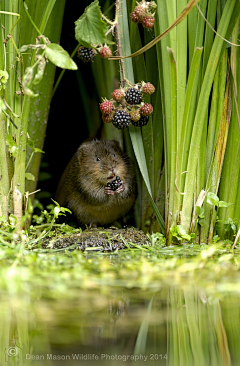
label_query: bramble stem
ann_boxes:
[114,0,126,87]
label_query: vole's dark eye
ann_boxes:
[112,153,115,157]
[96,157,101,161]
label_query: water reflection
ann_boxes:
[1,287,240,366]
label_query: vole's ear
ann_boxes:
[76,142,88,160]
[108,139,123,153]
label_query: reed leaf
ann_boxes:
[178,47,203,198]
[118,0,165,233]
[181,0,236,232]
[167,47,178,232]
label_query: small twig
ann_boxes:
[2,110,18,129]
[28,189,41,196]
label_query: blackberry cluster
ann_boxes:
[107,176,122,191]
[125,88,142,105]
[132,115,149,127]
[130,1,157,28]
[100,82,155,129]
[112,110,131,129]
[77,46,95,63]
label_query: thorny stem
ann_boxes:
[114,0,126,87]
[101,13,115,26]
[105,21,117,36]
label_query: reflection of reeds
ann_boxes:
[0,301,51,366]
[167,288,232,366]
[0,287,240,366]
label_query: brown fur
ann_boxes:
[55,140,137,227]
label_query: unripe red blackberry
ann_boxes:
[100,100,114,115]
[102,113,114,123]
[132,115,149,127]
[134,5,146,21]
[125,88,142,105]
[142,15,155,28]
[77,46,96,63]
[99,46,112,58]
[140,103,153,116]
[112,110,131,129]
[131,11,140,23]
[142,82,155,95]
[112,89,125,102]
[130,110,141,122]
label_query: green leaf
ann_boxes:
[0,70,9,90]
[0,97,6,114]
[45,44,78,70]
[33,56,46,85]
[34,148,44,153]
[27,140,44,153]
[6,134,18,157]
[196,206,201,215]
[177,225,188,236]
[177,225,192,241]
[218,200,233,208]
[75,0,114,48]
[207,192,219,206]
[22,67,39,97]
[25,172,35,181]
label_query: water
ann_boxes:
[2,285,240,366]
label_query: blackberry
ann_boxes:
[125,88,142,105]
[99,46,112,58]
[131,11,140,23]
[107,176,122,191]
[100,100,114,115]
[112,110,131,129]
[112,89,125,102]
[132,115,149,127]
[140,103,153,116]
[77,46,96,63]
[130,110,141,122]
[134,5,146,21]
[142,15,155,29]
[142,82,155,95]
[102,113,114,123]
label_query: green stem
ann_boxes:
[23,3,41,35]
[51,43,80,99]
[25,151,34,172]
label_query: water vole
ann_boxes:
[56,140,137,227]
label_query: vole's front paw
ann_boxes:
[105,186,115,195]
[116,183,125,194]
